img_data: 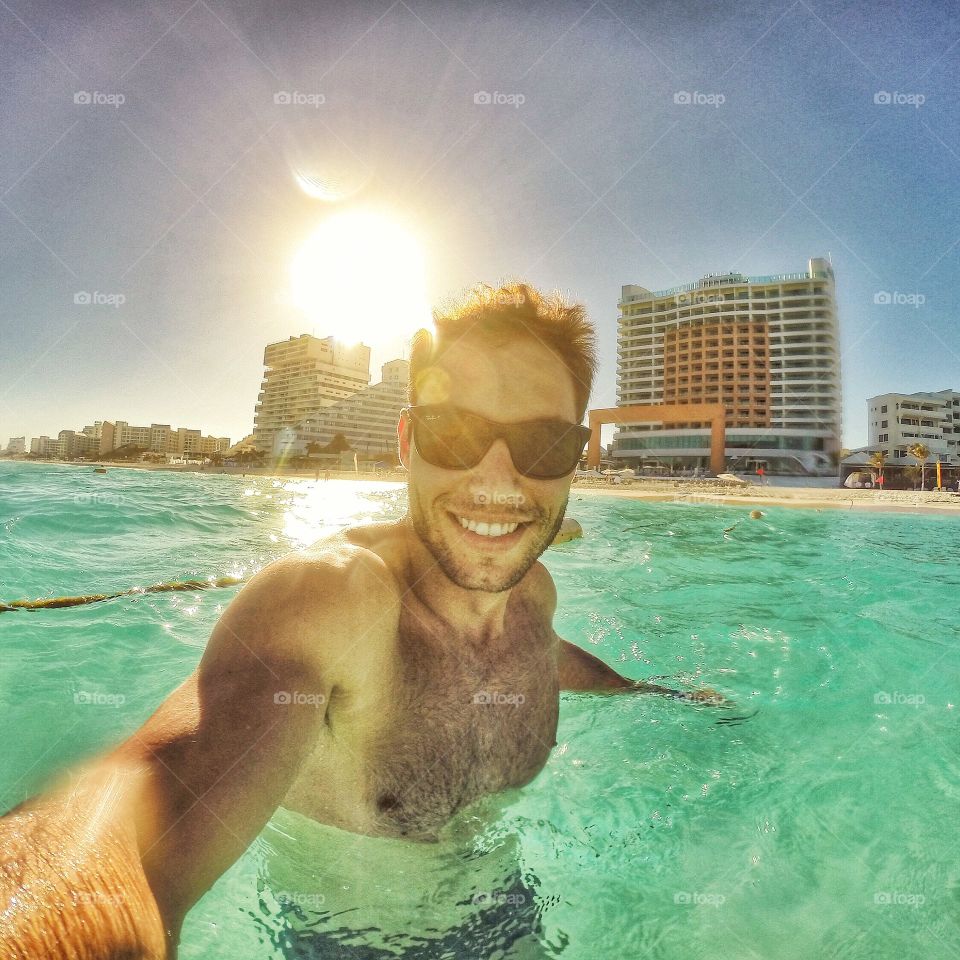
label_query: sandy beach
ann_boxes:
[569,476,960,516]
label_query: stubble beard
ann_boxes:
[409,487,568,593]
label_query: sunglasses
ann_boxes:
[404,404,593,480]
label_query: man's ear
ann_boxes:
[397,412,411,469]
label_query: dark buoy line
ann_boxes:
[0,576,245,613]
[2,515,588,612]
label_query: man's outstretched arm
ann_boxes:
[556,636,726,703]
[0,552,385,958]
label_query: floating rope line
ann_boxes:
[0,576,245,613]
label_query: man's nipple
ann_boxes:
[376,792,403,813]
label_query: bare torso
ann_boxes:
[281,521,560,840]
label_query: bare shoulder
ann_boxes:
[297,523,404,623]
[203,524,403,687]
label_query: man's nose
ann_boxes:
[469,438,524,491]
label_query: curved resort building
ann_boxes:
[614,257,841,476]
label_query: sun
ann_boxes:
[289,210,431,347]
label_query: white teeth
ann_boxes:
[456,517,521,537]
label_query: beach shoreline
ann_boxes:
[569,477,960,517]
[5,458,960,516]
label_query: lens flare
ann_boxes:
[289,210,431,348]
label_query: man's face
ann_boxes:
[400,336,581,593]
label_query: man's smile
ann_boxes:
[446,510,533,546]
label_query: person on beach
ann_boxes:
[0,284,725,959]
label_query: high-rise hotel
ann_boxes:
[614,257,841,475]
[252,334,371,452]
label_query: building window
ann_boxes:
[881,420,888,428]
[881,405,888,413]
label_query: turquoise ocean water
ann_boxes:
[1,460,958,958]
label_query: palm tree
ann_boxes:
[868,449,887,489]
[907,443,930,491]
[323,433,352,455]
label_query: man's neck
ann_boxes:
[401,520,514,648]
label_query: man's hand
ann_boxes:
[676,686,728,706]
[558,638,731,705]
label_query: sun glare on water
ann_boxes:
[290,210,432,347]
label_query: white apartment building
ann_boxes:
[30,436,63,457]
[103,422,229,457]
[25,422,230,459]
[867,389,960,465]
[252,335,371,452]
[273,359,409,459]
[614,257,842,475]
[4,437,25,454]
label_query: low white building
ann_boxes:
[867,389,960,465]
[30,435,67,458]
[273,359,409,461]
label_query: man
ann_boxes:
[0,283,724,958]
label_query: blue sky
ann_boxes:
[1,0,958,449]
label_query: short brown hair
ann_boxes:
[409,282,597,420]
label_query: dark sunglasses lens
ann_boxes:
[413,407,588,479]
[414,409,490,470]
[512,422,586,478]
